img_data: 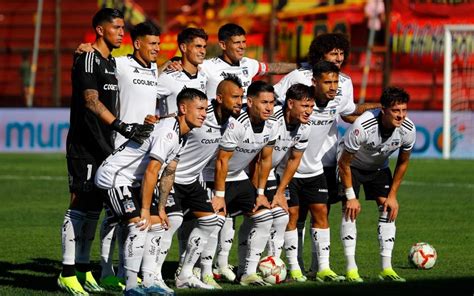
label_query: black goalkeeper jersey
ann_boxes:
[66,49,119,161]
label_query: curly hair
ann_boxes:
[308,33,350,66]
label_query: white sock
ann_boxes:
[378,207,396,270]
[178,219,195,267]
[142,224,164,288]
[76,211,100,265]
[311,228,331,271]
[116,223,127,279]
[61,209,86,266]
[155,213,183,278]
[179,215,218,280]
[244,210,273,275]
[237,216,253,276]
[100,216,117,278]
[268,207,289,258]
[124,223,147,290]
[284,229,301,271]
[297,220,306,271]
[216,217,235,269]
[200,215,224,277]
[341,208,358,271]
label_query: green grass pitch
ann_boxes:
[0,154,473,295]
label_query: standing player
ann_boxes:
[173,75,244,290]
[338,86,415,282]
[58,8,153,295]
[156,28,208,116]
[206,81,278,286]
[95,88,208,295]
[202,23,296,104]
[282,61,348,283]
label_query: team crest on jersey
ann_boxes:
[200,81,205,90]
[151,69,156,76]
[95,57,101,65]
[391,140,400,146]
[228,122,235,129]
[242,67,249,77]
[124,200,136,213]
[263,135,269,143]
[167,132,174,140]
[330,108,337,115]
[353,129,360,136]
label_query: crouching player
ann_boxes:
[94,88,208,295]
[338,86,416,282]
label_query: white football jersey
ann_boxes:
[295,93,356,178]
[95,117,186,189]
[273,68,355,168]
[342,109,416,171]
[156,69,208,116]
[200,56,267,103]
[271,106,310,180]
[204,109,278,182]
[114,55,159,147]
[174,102,223,185]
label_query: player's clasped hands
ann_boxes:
[271,192,289,213]
[253,194,271,212]
[211,195,226,215]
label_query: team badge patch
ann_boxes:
[124,200,136,213]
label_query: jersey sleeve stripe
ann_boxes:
[274,108,284,118]
[85,52,94,73]
[402,121,414,131]
[237,113,249,123]
[207,105,214,114]
[361,118,377,129]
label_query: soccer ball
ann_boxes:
[258,255,287,284]
[408,242,437,269]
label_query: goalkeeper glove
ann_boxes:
[112,119,154,145]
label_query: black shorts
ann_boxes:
[174,180,214,215]
[351,167,392,200]
[66,157,103,211]
[264,179,278,202]
[288,174,329,207]
[206,179,258,216]
[325,166,345,204]
[99,185,159,222]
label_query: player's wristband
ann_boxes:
[257,188,265,195]
[345,187,356,200]
[214,190,225,198]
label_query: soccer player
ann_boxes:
[206,81,278,286]
[94,88,208,295]
[282,60,348,283]
[156,27,208,116]
[97,21,161,291]
[338,86,416,282]
[274,33,379,280]
[173,74,244,290]
[168,23,296,104]
[58,8,153,295]
[255,83,313,282]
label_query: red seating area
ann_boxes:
[0,1,445,110]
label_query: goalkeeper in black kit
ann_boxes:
[58,8,153,295]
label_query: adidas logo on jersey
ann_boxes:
[206,127,213,133]
[243,138,250,143]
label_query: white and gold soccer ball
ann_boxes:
[258,255,287,284]
[409,242,437,269]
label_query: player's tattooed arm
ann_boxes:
[158,160,178,211]
[267,62,297,74]
[83,89,116,125]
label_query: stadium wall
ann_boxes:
[0,109,473,159]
